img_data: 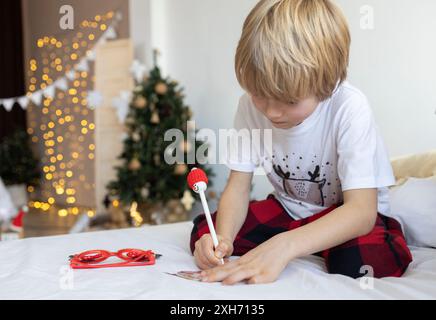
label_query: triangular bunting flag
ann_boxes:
[86,50,96,61]
[130,60,148,83]
[87,90,103,109]
[66,70,76,81]
[29,91,43,105]
[2,98,15,111]
[105,26,117,40]
[112,90,132,124]
[96,35,107,47]
[54,77,68,91]
[120,90,132,102]
[43,85,55,99]
[75,58,89,72]
[17,96,29,110]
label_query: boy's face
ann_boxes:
[250,94,319,129]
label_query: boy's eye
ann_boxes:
[286,100,298,106]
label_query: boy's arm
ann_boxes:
[201,188,378,284]
[283,188,378,259]
[192,170,252,268]
[215,170,253,243]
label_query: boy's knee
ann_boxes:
[326,233,413,279]
[326,246,367,279]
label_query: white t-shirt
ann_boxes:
[226,81,396,220]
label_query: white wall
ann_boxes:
[129,0,152,65]
[335,0,436,157]
[130,0,436,200]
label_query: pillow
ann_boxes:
[388,176,436,248]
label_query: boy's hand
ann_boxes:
[199,232,292,285]
[194,234,234,269]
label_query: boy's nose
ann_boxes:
[265,106,283,120]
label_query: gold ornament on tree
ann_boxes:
[155,82,168,95]
[125,116,135,125]
[174,163,188,175]
[128,158,141,171]
[181,189,195,211]
[150,111,160,124]
[133,96,147,109]
[153,154,161,166]
[132,131,141,142]
[141,187,149,199]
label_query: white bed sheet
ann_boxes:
[0,221,435,300]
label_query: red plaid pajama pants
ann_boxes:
[190,194,413,279]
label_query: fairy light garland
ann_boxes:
[26,11,119,218]
[129,202,143,227]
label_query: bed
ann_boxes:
[0,151,435,300]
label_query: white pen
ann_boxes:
[187,167,224,264]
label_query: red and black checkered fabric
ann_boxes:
[190,194,413,279]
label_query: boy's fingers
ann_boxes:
[200,236,222,266]
[223,267,258,285]
[196,258,211,270]
[194,249,214,269]
[215,242,229,259]
[194,253,206,270]
[215,238,233,259]
[247,274,269,285]
[204,248,222,266]
[203,264,241,282]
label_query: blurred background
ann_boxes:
[0,0,435,239]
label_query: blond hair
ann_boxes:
[235,0,350,103]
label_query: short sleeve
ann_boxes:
[336,96,384,191]
[225,94,259,172]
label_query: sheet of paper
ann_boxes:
[165,270,203,281]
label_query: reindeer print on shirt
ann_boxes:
[273,163,327,206]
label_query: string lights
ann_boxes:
[129,202,143,227]
[26,11,118,218]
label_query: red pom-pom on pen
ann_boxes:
[187,167,208,192]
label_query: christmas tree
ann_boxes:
[0,129,40,187]
[106,57,213,224]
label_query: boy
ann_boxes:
[190,0,412,285]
